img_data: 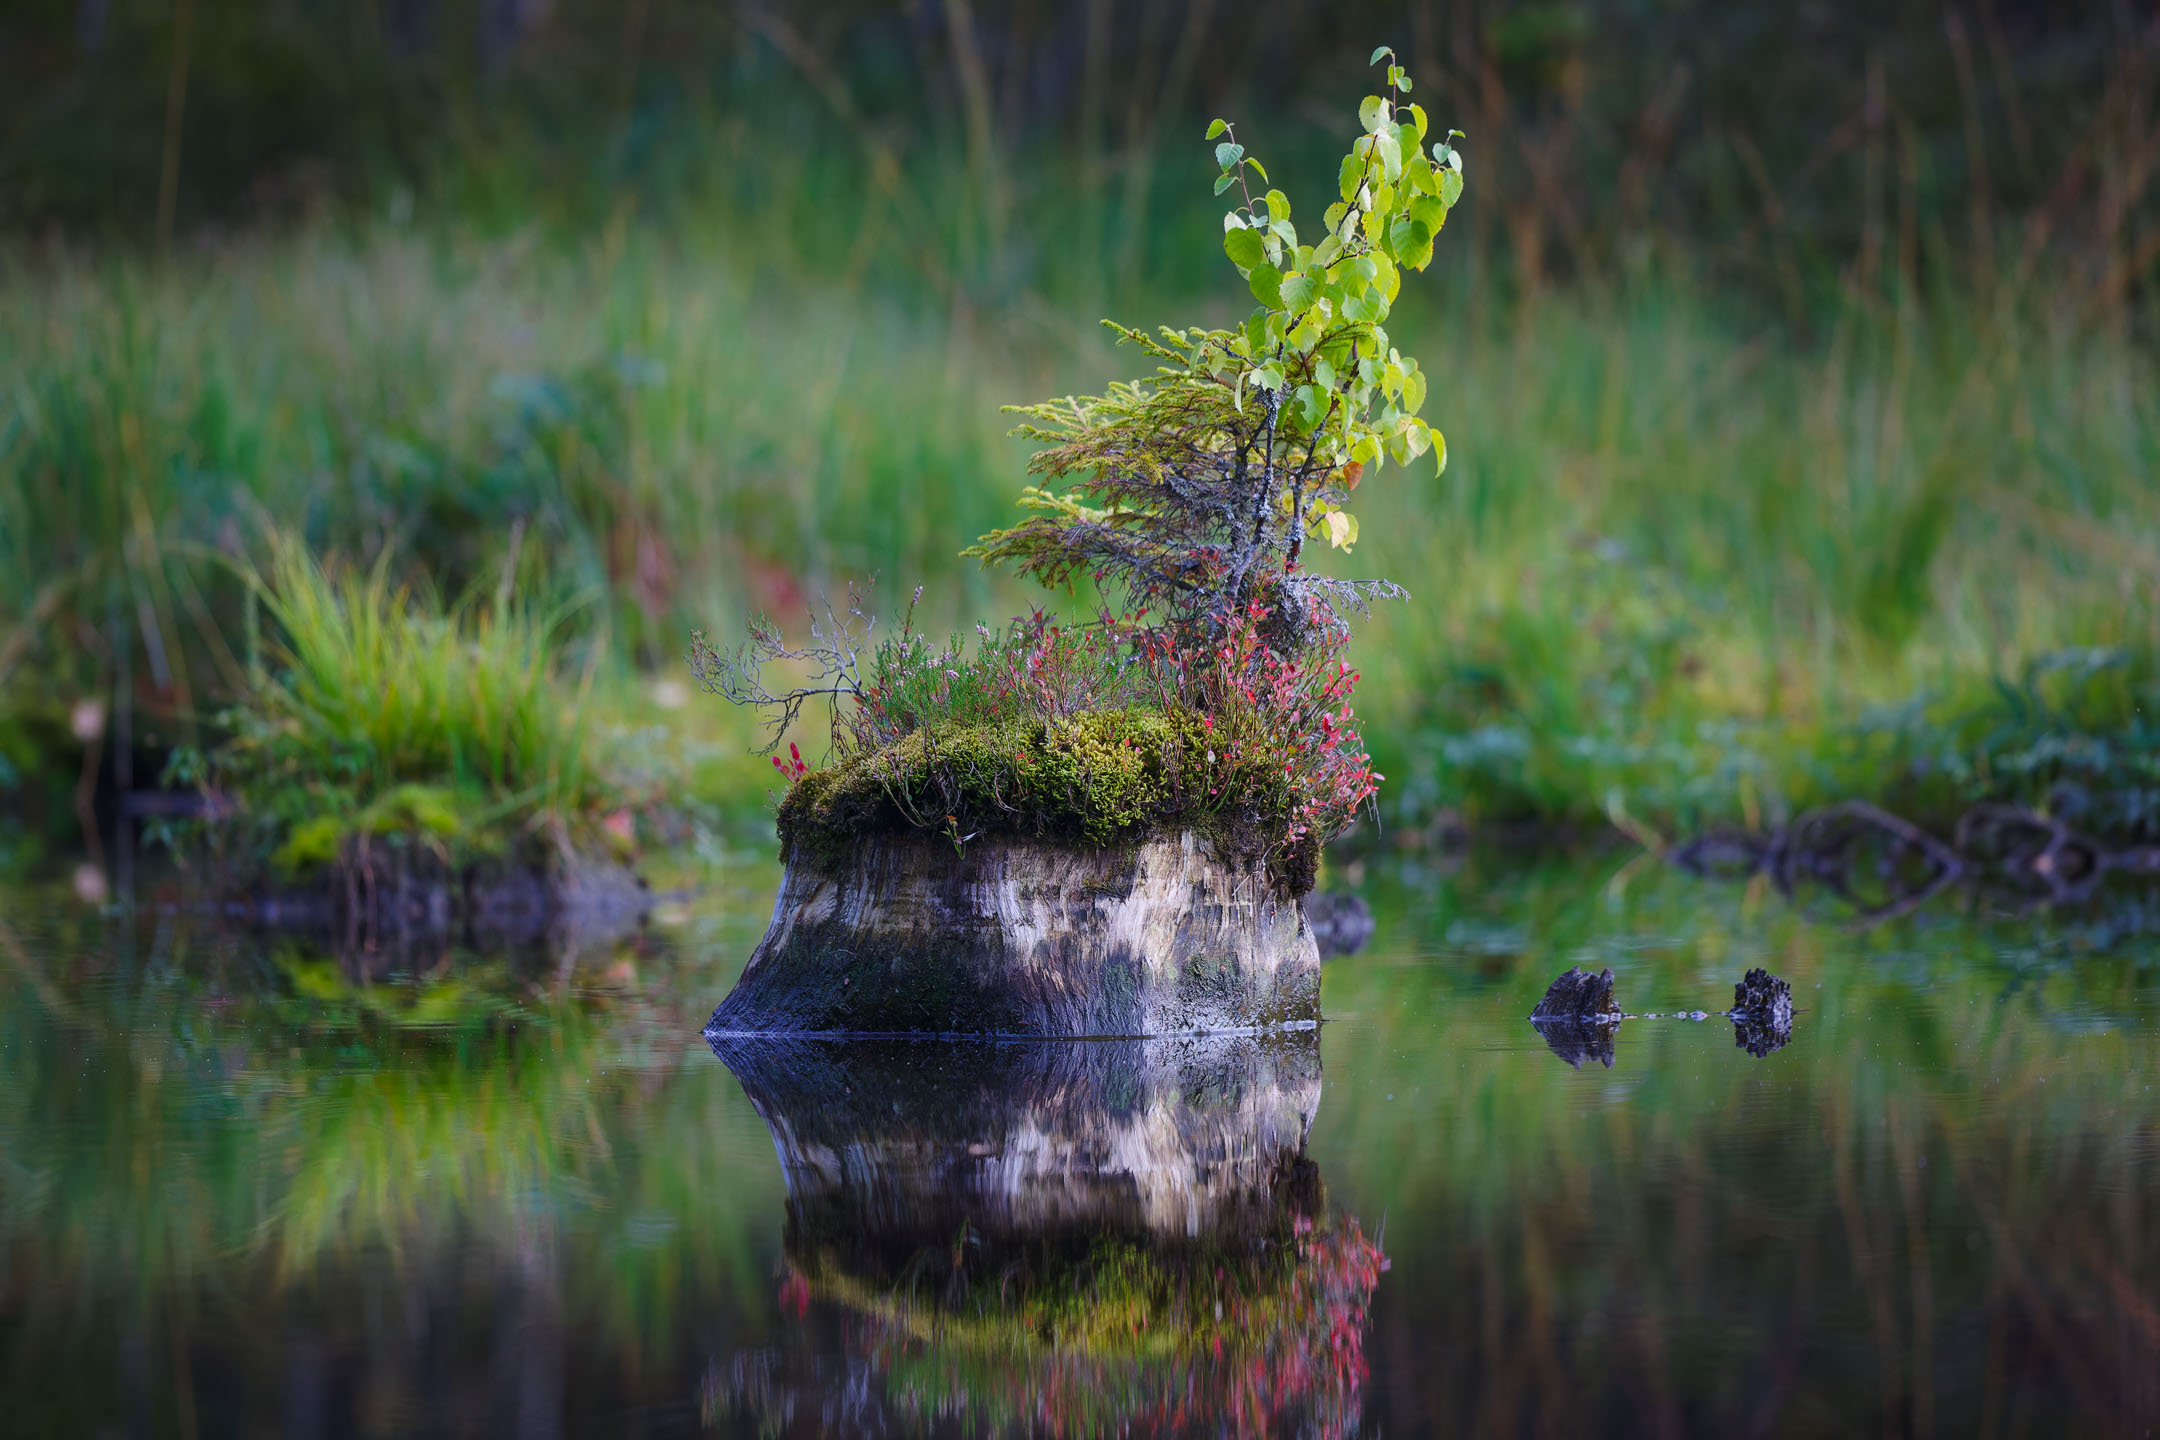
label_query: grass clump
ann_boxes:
[181,536,620,876]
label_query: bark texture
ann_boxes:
[709,1030,1324,1258]
[1530,965,1623,1022]
[706,830,1322,1036]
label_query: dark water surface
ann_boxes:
[3,850,2158,1436]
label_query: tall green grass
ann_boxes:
[194,536,614,864]
[1351,282,2160,832]
[3,205,2156,838]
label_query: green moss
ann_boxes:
[271,783,469,875]
[776,705,1313,888]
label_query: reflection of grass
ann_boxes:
[271,943,532,1029]
[1316,854,2160,1431]
[3,854,2158,1430]
[0,900,783,1403]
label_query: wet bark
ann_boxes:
[707,830,1322,1036]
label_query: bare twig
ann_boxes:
[687,584,879,753]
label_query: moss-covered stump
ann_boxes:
[705,830,1321,1036]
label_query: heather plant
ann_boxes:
[696,602,1379,888]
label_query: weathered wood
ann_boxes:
[1529,966,1622,1023]
[1731,966,1794,1056]
[708,1030,1324,1256]
[706,830,1322,1036]
[1731,966,1793,1026]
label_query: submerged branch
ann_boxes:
[1671,797,2160,924]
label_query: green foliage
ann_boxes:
[194,535,614,871]
[5,43,2158,848]
[973,53,1462,642]
[1347,286,2160,842]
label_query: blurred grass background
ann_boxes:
[2,0,2157,855]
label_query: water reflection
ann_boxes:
[167,856,654,981]
[2,849,2158,1435]
[1531,1016,1619,1068]
[704,1033,1382,1437]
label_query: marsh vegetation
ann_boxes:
[4,4,2158,875]
[2,7,2159,1428]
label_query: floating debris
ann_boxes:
[1730,967,1793,1027]
[1529,967,1622,1023]
[1733,1015,1792,1058]
[1528,965,1797,1066]
[1530,967,1623,1070]
[1730,966,1795,1057]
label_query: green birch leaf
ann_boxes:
[1206,118,1229,139]
[1224,227,1267,272]
[1248,263,1283,307]
[1390,217,1434,270]
[1374,130,1402,181]
[1372,250,1401,302]
[1215,141,1244,170]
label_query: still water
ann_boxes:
[3,847,2158,1436]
